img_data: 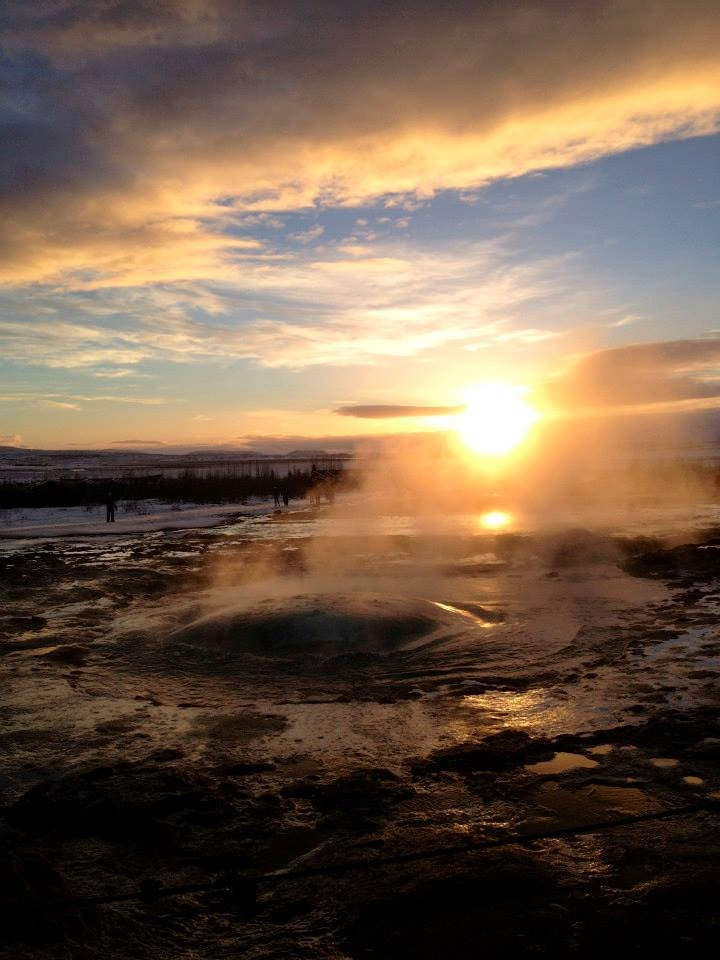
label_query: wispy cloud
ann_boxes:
[75,394,171,405]
[604,314,645,330]
[0,390,173,406]
[289,225,325,245]
[43,400,81,410]
[0,242,568,369]
[91,368,153,379]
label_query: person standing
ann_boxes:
[105,492,117,523]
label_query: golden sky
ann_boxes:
[1,1,720,450]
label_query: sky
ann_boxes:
[1,0,720,452]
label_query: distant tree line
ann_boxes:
[0,468,357,510]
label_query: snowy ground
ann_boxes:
[0,497,281,538]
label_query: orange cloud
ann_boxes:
[1,1,718,286]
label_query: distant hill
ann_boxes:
[179,449,265,460]
[0,444,353,462]
[284,449,349,458]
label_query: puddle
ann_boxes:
[639,625,717,662]
[525,752,600,775]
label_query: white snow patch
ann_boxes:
[0,498,281,538]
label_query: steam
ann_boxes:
[177,395,718,646]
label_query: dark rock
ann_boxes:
[341,852,567,960]
[414,729,555,775]
[39,644,89,666]
[149,748,185,763]
[0,616,47,634]
[283,768,414,825]
[621,542,720,582]
[3,762,247,851]
[315,768,412,814]
[216,761,276,776]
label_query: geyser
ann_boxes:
[167,593,447,660]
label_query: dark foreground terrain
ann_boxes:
[1,504,719,958]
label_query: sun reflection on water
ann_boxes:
[461,688,575,733]
[430,600,498,628]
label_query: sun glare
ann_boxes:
[455,382,539,456]
[480,510,512,530]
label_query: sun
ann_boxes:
[454,382,539,456]
[480,509,512,530]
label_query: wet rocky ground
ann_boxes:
[1,509,720,958]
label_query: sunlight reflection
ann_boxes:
[461,688,574,732]
[430,600,498,628]
[478,510,512,530]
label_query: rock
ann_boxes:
[39,644,89,666]
[0,615,47,634]
[414,730,555,775]
[216,761,276,776]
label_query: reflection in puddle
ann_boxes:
[649,757,679,768]
[683,775,704,786]
[461,689,575,733]
[540,782,661,817]
[525,752,599,775]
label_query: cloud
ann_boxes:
[43,399,81,410]
[603,313,645,330]
[1,1,719,286]
[91,368,152,378]
[336,404,465,419]
[0,434,22,446]
[0,242,567,369]
[74,394,172,405]
[290,225,325,244]
[111,439,166,446]
[544,337,720,414]
[0,389,172,406]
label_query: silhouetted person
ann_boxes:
[272,486,281,509]
[282,489,289,507]
[105,492,117,523]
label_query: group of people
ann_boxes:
[104,481,333,523]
